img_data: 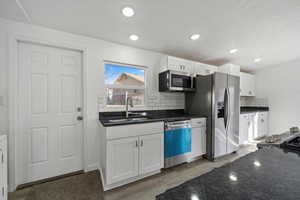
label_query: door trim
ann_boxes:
[9,34,88,191]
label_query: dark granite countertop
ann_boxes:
[157,146,300,200]
[240,106,269,114]
[99,109,205,127]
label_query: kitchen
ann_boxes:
[1,1,300,200]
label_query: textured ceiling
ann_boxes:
[1,0,300,71]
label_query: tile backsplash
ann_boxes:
[98,92,185,112]
[240,96,268,107]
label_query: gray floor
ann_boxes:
[9,145,257,200]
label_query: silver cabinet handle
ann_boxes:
[141,140,143,147]
[135,140,138,147]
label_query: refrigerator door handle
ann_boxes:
[224,88,228,130]
[227,87,231,132]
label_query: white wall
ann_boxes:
[0,18,184,190]
[255,59,300,135]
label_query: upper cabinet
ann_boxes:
[218,63,240,76]
[160,56,243,78]
[161,56,194,73]
[240,72,255,96]
[194,62,218,75]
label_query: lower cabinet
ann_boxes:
[139,134,164,175]
[257,112,268,138]
[239,112,269,144]
[0,135,7,200]
[99,122,164,190]
[106,134,164,185]
[107,137,139,184]
[190,118,207,159]
[239,114,250,145]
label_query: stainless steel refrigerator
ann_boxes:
[186,72,240,161]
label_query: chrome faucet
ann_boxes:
[125,92,134,118]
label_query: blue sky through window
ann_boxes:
[105,63,145,84]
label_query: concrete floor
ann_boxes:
[9,145,257,200]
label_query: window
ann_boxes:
[105,62,146,106]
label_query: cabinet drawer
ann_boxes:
[106,122,164,140]
[191,118,206,128]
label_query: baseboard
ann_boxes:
[101,170,161,191]
[86,163,99,172]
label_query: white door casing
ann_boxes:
[18,42,83,183]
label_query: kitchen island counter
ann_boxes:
[157,145,300,200]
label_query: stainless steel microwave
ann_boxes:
[159,70,195,92]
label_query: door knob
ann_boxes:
[77,116,83,121]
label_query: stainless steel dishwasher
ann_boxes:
[164,120,192,168]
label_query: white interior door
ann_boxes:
[18,42,83,183]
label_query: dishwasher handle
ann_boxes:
[165,121,191,130]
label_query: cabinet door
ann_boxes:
[239,114,249,145]
[193,63,207,75]
[107,137,139,184]
[167,56,193,73]
[191,127,206,157]
[139,134,164,175]
[249,113,259,140]
[258,112,268,137]
[240,72,255,96]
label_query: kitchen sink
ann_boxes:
[108,117,149,123]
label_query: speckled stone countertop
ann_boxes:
[257,131,299,148]
[157,146,300,200]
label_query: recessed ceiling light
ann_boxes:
[129,34,139,41]
[229,49,238,54]
[254,58,262,63]
[122,6,135,17]
[190,34,200,40]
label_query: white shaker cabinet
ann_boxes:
[107,137,139,184]
[239,114,250,145]
[190,118,207,159]
[161,56,194,73]
[239,112,269,144]
[240,72,255,96]
[194,62,218,75]
[218,63,240,76]
[0,135,7,200]
[139,134,164,175]
[99,122,164,191]
[257,112,269,138]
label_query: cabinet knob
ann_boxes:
[77,116,83,121]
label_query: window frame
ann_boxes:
[104,61,147,109]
